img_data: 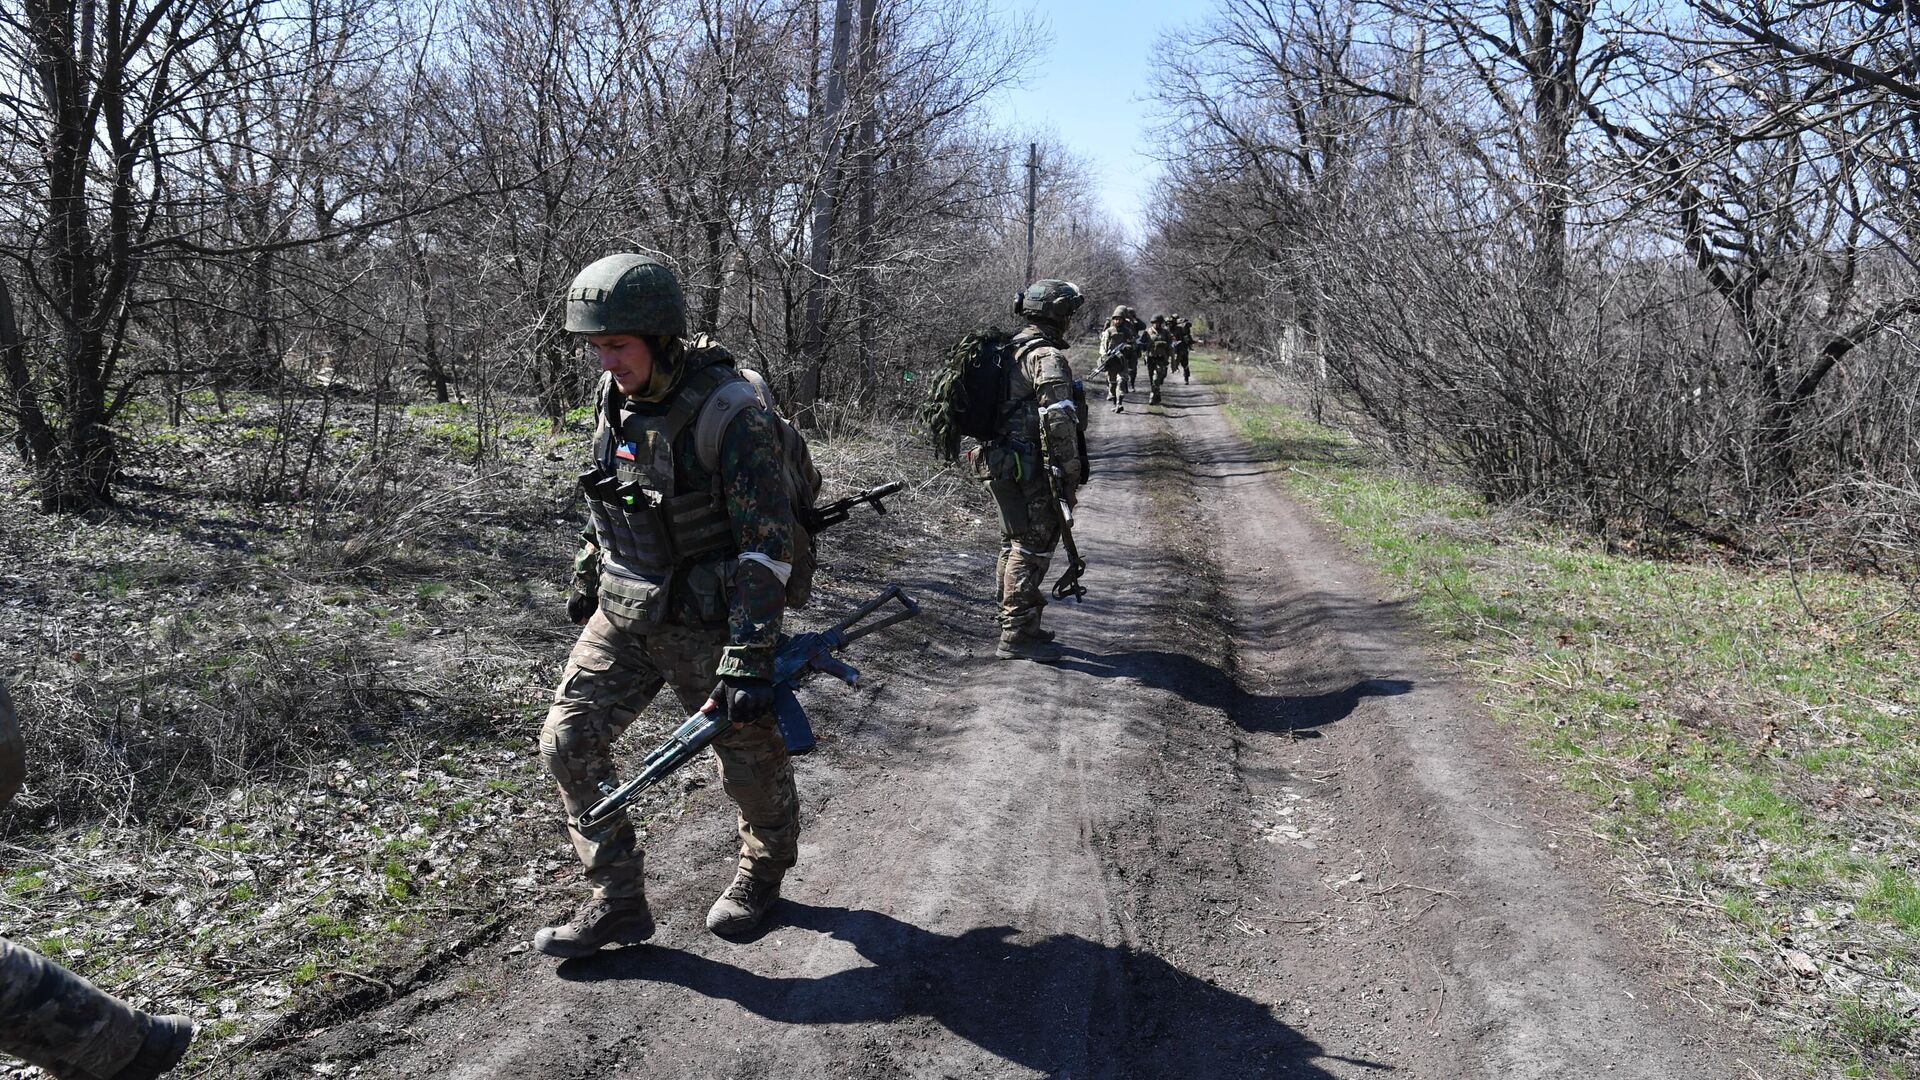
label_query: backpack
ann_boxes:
[922,328,1016,461]
[691,365,824,609]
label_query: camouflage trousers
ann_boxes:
[0,937,152,1079]
[985,470,1063,634]
[1103,362,1126,404]
[1147,356,1171,391]
[540,612,799,899]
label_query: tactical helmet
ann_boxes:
[564,254,686,338]
[1111,304,1128,320]
[1014,279,1085,324]
[1151,314,1165,323]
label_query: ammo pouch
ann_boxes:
[596,557,669,635]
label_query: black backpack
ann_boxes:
[923,328,1016,461]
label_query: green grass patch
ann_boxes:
[1207,357,1920,1074]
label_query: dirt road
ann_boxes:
[248,370,1763,1078]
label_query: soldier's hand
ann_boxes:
[716,677,776,726]
[567,585,598,626]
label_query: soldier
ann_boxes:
[1144,314,1176,405]
[1098,307,1135,412]
[1119,305,1144,392]
[1171,314,1193,384]
[534,254,802,957]
[0,685,195,1080]
[976,279,1085,662]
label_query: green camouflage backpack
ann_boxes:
[921,328,1015,461]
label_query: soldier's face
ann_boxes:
[590,334,654,395]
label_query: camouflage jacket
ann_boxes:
[1098,323,1136,361]
[998,326,1081,484]
[574,344,794,680]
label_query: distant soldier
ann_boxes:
[535,254,804,956]
[1144,315,1175,404]
[976,279,1085,662]
[1171,315,1193,384]
[1118,305,1144,391]
[1098,307,1135,412]
[0,685,195,1080]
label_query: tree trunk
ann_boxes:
[794,0,854,420]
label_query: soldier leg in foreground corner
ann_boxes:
[0,938,194,1080]
[0,686,193,1080]
[536,614,798,955]
[988,472,1064,662]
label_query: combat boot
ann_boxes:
[532,895,655,958]
[1149,389,1162,405]
[112,1013,195,1080]
[707,869,782,936]
[996,629,1063,663]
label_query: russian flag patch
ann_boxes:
[615,440,638,461]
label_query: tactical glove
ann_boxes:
[717,676,776,726]
[567,584,598,626]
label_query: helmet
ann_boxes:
[1111,305,1129,320]
[1150,314,1165,323]
[1014,279,1085,324]
[564,254,686,338]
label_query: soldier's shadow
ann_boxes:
[1056,648,1412,736]
[560,904,1377,1077]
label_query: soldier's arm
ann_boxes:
[715,406,795,681]
[1028,348,1081,478]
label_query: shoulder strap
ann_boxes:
[693,373,762,475]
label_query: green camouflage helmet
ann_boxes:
[1111,305,1129,320]
[564,254,686,338]
[1013,279,1085,324]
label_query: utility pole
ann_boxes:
[1023,142,1038,287]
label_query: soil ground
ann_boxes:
[237,369,1773,1078]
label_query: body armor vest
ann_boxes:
[584,361,743,628]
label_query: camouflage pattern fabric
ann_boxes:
[0,684,183,1080]
[0,938,154,1079]
[1146,326,1176,392]
[1099,321,1135,404]
[542,612,799,896]
[571,351,796,681]
[981,326,1079,634]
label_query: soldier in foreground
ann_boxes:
[0,685,195,1079]
[978,279,1086,662]
[1098,306,1135,412]
[535,254,802,956]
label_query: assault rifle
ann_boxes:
[578,475,902,536]
[576,586,921,833]
[1038,426,1088,602]
[805,481,902,532]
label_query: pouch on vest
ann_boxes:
[596,558,670,636]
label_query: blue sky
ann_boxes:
[983,0,1211,238]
